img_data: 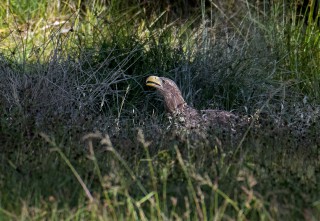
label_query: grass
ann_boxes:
[0,0,320,220]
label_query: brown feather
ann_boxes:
[146,76,239,129]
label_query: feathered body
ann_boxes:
[146,76,239,129]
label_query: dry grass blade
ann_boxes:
[40,132,94,203]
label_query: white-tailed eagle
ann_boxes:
[146,75,239,129]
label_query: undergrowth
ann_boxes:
[0,0,319,220]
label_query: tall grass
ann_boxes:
[0,0,320,220]
[268,0,320,100]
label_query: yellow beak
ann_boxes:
[146,76,162,87]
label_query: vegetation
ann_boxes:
[0,0,319,220]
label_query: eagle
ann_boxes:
[146,75,240,130]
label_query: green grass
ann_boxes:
[0,0,320,220]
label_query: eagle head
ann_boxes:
[146,76,186,114]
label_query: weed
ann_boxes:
[0,1,319,220]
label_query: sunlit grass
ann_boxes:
[0,0,319,220]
